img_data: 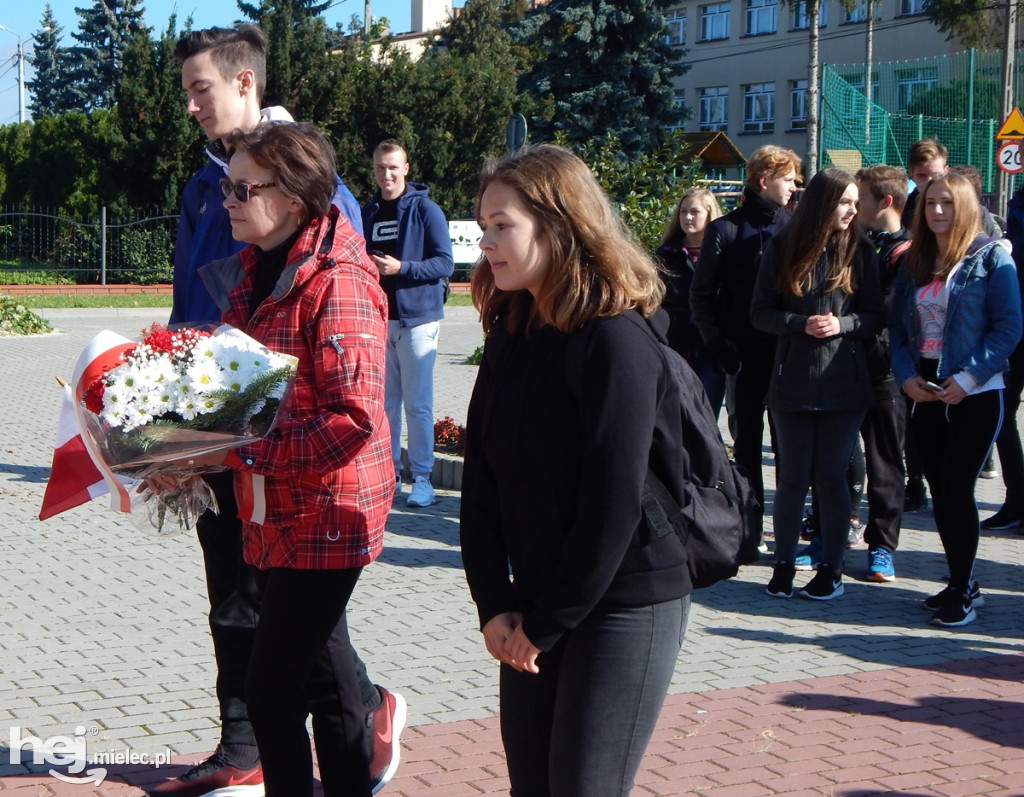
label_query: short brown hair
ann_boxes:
[855,164,908,212]
[174,25,267,102]
[373,139,407,159]
[225,122,337,224]
[948,164,983,199]
[907,138,948,169]
[471,144,663,334]
[745,145,803,192]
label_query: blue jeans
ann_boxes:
[499,597,689,797]
[386,320,439,479]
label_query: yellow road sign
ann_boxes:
[996,107,1024,140]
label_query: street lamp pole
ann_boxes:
[0,24,45,124]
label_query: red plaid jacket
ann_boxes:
[200,208,392,570]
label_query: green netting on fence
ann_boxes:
[820,50,1024,195]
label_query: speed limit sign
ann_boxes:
[998,141,1024,174]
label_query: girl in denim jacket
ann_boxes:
[889,171,1022,628]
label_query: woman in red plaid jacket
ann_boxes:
[195,122,395,796]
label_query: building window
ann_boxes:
[896,67,938,111]
[667,90,687,130]
[699,86,728,131]
[664,9,686,45]
[745,0,777,34]
[899,0,926,14]
[790,79,807,129]
[843,1,880,23]
[791,0,827,29]
[743,82,774,133]
[700,2,731,41]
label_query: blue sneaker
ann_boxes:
[867,548,896,582]
[794,537,822,571]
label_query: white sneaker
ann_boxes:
[406,476,435,507]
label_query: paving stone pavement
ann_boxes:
[1,306,1022,795]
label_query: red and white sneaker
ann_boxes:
[146,748,264,796]
[369,686,407,794]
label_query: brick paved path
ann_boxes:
[2,307,1022,795]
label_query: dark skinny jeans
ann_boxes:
[500,597,689,797]
[771,408,866,571]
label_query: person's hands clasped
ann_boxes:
[805,312,841,339]
[369,253,401,277]
[481,612,540,674]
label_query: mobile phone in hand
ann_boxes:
[924,381,944,392]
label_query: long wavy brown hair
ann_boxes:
[774,167,861,297]
[903,172,982,287]
[470,144,664,335]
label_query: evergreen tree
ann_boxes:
[922,0,1002,48]
[114,16,204,211]
[514,0,686,156]
[26,5,77,118]
[67,0,148,111]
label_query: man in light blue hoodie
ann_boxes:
[152,25,404,797]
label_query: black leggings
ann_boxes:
[909,388,1004,590]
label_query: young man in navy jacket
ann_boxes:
[154,25,403,797]
[362,140,454,509]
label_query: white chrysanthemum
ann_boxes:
[187,356,226,394]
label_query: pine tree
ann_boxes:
[114,15,204,211]
[67,0,148,112]
[27,5,77,118]
[514,0,686,157]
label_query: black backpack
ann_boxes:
[569,311,762,589]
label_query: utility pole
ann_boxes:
[0,25,26,123]
[997,1,1018,216]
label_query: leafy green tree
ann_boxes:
[114,16,204,212]
[560,130,705,250]
[922,0,1002,48]
[905,79,1001,121]
[26,5,77,118]
[67,0,148,111]
[513,0,686,157]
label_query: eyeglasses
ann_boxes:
[220,178,278,202]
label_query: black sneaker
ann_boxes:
[931,593,976,627]
[922,580,984,610]
[766,563,795,598]
[903,478,928,512]
[800,564,844,600]
[981,506,1023,530]
[146,748,264,796]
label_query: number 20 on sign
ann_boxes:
[998,141,1024,175]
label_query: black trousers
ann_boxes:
[196,472,379,758]
[994,345,1024,513]
[196,471,261,747]
[733,346,776,521]
[861,389,907,552]
[247,567,379,797]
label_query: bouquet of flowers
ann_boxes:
[69,323,297,535]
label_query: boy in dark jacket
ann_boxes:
[690,144,802,543]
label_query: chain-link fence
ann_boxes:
[0,207,177,286]
[821,49,1024,196]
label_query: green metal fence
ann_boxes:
[820,49,1024,195]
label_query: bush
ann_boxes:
[110,225,175,285]
[0,294,52,335]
